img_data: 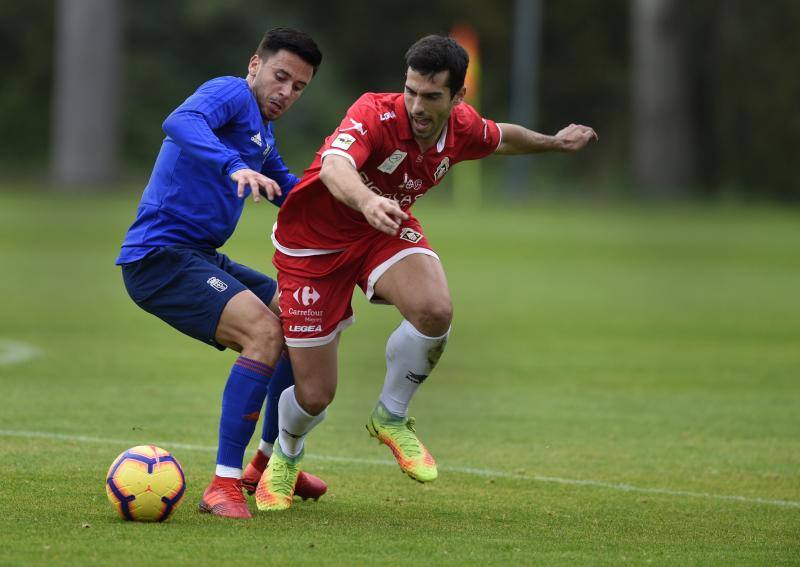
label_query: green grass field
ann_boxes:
[1,190,798,565]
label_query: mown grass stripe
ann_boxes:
[2,428,797,509]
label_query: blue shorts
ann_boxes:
[121,246,278,350]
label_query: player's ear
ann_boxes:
[452,86,466,105]
[248,54,261,77]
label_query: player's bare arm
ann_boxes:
[319,154,408,235]
[494,122,598,155]
[231,167,282,203]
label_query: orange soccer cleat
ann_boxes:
[242,449,328,501]
[367,402,438,483]
[254,445,302,512]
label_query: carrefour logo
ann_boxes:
[292,286,321,306]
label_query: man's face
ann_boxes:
[248,49,314,121]
[403,67,465,145]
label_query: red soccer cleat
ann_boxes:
[241,449,270,494]
[198,476,252,519]
[242,449,328,501]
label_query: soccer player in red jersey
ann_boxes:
[251,35,597,511]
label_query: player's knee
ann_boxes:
[295,384,335,416]
[251,314,283,346]
[413,297,453,337]
[241,311,283,359]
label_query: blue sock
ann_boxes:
[261,352,295,446]
[216,356,273,470]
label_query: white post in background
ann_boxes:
[51,0,122,188]
[631,0,694,197]
[505,0,542,199]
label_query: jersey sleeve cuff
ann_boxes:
[493,121,503,151]
[224,157,249,177]
[321,149,357,170]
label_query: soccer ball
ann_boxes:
[106,445,186,522]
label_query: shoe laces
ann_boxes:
[387,416,422,458]
[219,479,246,503]
[271,457,299,495]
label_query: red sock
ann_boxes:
[252,449,269,471]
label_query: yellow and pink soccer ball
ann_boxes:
[105,445,186,522]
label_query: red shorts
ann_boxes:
[273,219,437,347]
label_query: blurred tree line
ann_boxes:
[1,0,798,200]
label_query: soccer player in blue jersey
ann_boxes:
[116,28,326,519]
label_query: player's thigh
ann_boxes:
[121,246,249,350]
[287,336,340,415]
[221,256,280,315]
[371,252,453,327]
[214,289,281,352]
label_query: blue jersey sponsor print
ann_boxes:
[117,76,297,264]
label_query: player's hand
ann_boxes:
[555,124,598,152]
[231,168,282,203]
[360,194,409,235]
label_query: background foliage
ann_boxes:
[1,1,798,198]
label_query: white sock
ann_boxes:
[277,386,326,458]
[258,440,273,456]
[215,464,242,479]
[379,319,450,417]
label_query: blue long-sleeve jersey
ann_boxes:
[116,76,298,264]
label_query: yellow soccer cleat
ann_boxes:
[367,402,438,483]
[254,444,303,511]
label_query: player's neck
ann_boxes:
[414,129,443,153]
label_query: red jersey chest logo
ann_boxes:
[363,144,456,209]
[397,172,424,192]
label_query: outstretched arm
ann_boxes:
[319,155,408,235]
[495,123,598,155]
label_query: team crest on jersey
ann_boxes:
[207,277,228,292]
[331,133,356,150]
[251,132,263,147]
[399,228,423,243]
[433,157,450,181]
[377,150,407,174]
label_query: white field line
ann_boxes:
[1,428,798,510]
[0,340,42,366]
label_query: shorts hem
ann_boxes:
[204,291,240,351]
[366,247,440,303]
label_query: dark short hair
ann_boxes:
[404,35,469,97]
[257,27,323,75]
